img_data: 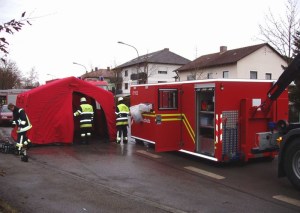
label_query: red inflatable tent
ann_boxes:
[12,77,116,144]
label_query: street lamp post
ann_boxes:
[117,41,140,60]
[73,62,88,74]
[117,41,141,84]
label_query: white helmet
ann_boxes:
[80,97,87,102]
[118,97,123,102]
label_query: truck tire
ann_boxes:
[284,138,300,190]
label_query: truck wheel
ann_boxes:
[284,138,300,190]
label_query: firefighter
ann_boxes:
[116,97,130,144]
[8,103,32,162]
[74,97,94,144]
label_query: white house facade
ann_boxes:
[114,48,190,96]
[146,64,183,83]
[177,43,287,81]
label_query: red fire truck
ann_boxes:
[83,77,110,91]
[130,53,300,189]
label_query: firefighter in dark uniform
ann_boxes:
[8,103,32,162]
[74,97,94,144]
[116,97,130,144]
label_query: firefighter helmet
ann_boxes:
[118,97,123,102]
[80,97,87,102]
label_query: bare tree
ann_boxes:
[0,12,31,62]
[258,0,299,64]
[22,67,40,89]
[0,60,22,89]
[259,0,300,121]
[185,65,206,81]
[111,60,124,95]
[142,63,157,82]
[139,55,170,84]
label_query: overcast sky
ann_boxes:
[0,0,287,84]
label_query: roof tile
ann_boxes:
[115,48,190,69]
[177,43,269,72]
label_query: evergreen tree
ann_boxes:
[289,30,300,121]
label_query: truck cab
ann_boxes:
[264,53,300,190]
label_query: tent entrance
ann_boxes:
[72,92,109,143]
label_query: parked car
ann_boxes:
[0,105,13,126]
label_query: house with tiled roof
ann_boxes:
[81,67,114,80]
[80,67,116,92]
[176,43,287,81]
[114,48,190,96]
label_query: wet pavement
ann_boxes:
[0,124,176,213]
[1,126,300,213]
[0,138,176,213]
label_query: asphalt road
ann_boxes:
[0,126,300,213]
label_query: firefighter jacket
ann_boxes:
[116,103,129,126]
[12,107,32,133]
[74,103,94,128]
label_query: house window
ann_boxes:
[158,89,178,110]
[125,83,128,90]
[124,70,128,77]
[187,74,196,81]
[250,71,257,79]
[223,71,229,78]
[158,70,168,74]
[207,73,213,79]
[265,73,272,80]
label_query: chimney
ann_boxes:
[220,46,227,53]
[95,67,98,71]
[107,67,110,71]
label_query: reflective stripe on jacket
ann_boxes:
[74,103,94,128]
[116,103,129,126]
[13,108,32,133]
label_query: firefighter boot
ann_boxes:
[86,133,91,145]
[81,133,86,145]
[116,131,121,144]
[21,155,28,162]
[20,150,28,162]
[123,137,128,144]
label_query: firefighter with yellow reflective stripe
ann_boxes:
[8,103,32,162]
[116,97,130,144]
[74,97,94,144]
